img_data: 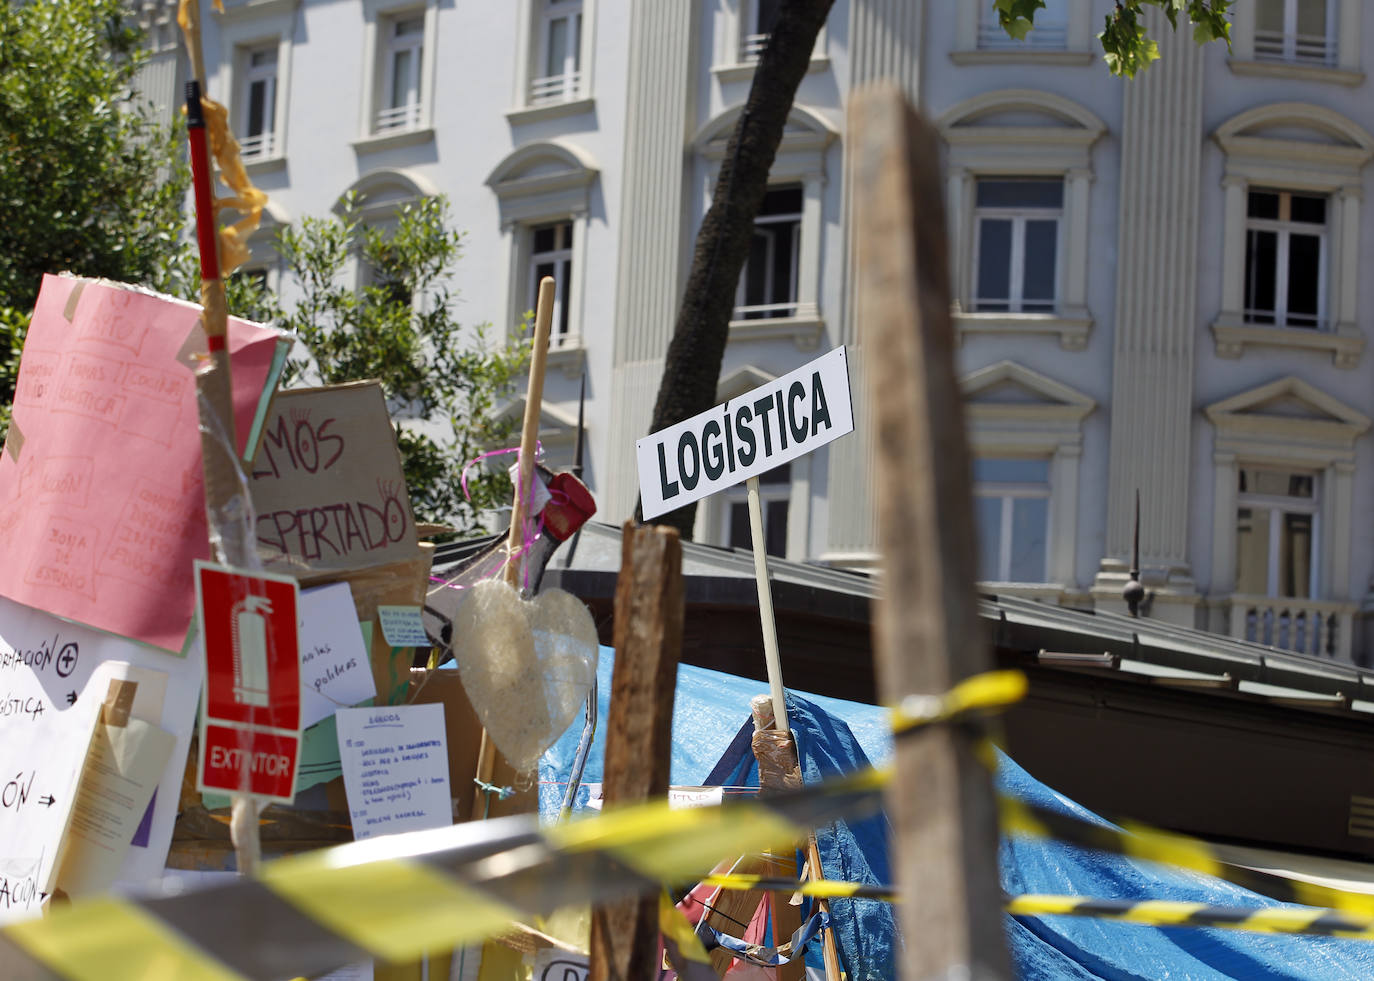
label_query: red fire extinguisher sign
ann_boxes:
[195,561,302,802]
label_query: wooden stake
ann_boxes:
[851,85,1011,979]
[589,522,685,981]
[745,475,789,733]
[505,276,556,591]
[178,0,260,876]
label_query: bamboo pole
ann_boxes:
[505,276,556,590]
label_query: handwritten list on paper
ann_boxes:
[336,704,451,841]
[0,275,284,651]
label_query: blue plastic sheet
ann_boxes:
[538,649,1374,979]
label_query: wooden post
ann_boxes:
[505,276,556,591]
[851,85,1011,979]
[745,476,789,733]
[589,522,685,981]
[178,0,260,876]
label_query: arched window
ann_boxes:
[486,141,599,375]
[938,90,1106,350]
[693,104,838,351]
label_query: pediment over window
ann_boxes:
[335,168,438,220]
[1215,103,1374,154]
[1206,376,1370,451]
[493,397,581,448]
[938,89,1106,147]
[717,365,776,403]
[486,141,598,226]
[961,361,1095,424]
[695,105,838,164]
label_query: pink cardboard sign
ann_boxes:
[0,275,284,652]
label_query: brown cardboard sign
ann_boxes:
[248,382,420,573]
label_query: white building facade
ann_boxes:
[134,0,1374,664]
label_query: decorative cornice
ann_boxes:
[1227,59,1365,87]
[1211,320,1364,369]
[954,312,1092,350]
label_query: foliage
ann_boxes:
[0,0,189,314]
[993,0,1233,75]
[0,307,28,440]
[273,193,529,534]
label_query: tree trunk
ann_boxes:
[639,0,835,537]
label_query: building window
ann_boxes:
[972,179,1062,314]
[735,185,802,321]
[721,463,790,558]
[531,0,582,104]
[978,0,1068,49]
[377,13,425,132]
[1244,189,1326,329]
[529,221,573,342]
[973,458,1049,583]
[1255,0,1336,65]
[1235,468,1318,599]
[240,45,278,160]
[741,0,781,61]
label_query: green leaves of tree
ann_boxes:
[994,0,1233,77]
[273,194,530,534]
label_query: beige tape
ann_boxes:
[3,422,23,463]
[62,280,86,321]
[101,679,138,728]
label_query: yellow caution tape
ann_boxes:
[890,669,1027,735]
[999,795,1374,918]
[1007,893,1374,940]
[696,873,896,902]
[0,771,883,981]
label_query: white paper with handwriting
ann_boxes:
[299,583,375,728]
[336,704,451,840]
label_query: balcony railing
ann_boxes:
[240,131,276,160]
[977,21,1069,50]
[1226,594,1355,660]
[1255,30,1336,66]
[529,71,581,105]
[374,102,422,133]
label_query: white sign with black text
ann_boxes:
[636,346,854,520]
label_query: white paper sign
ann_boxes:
[584,785,723,811]
[336,704,451,840]
[300,583,375,728]
[377,605,429,647]
[0,595,202,922]
[636,346,854,519]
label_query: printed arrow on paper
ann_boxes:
[65,691,77,706]
[38,795,54,807]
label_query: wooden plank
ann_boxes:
[589,522,686,981]
[850,84,1011,979]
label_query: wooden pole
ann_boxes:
[589,522,685,981]
[178,0,260,876]
[468,276,557,808]
[505,276,556,591]
[851,85,1011,979]
[745,475,789,733]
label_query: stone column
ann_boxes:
[1092,13,1204,624]
[604,1,698,520]
[822,0,926,565]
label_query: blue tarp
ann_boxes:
[540,649,1374,979]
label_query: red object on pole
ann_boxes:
[185,81,220,285]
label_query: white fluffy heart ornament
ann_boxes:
[452,579,599,774]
